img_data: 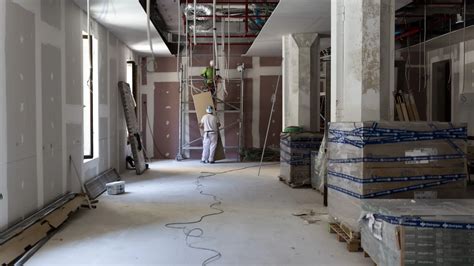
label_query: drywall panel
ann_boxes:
[41,0,61,30]
[83,165,97,181]
[99,117,108,140]
[5,1,36,163]
[0,0,8,231]
[65,0,82,105]
[141,94,147,149]
[66,123,82,192]
[42,148,63,205]
[223,80,241,159]
[7,157,37,226]
[41,43,63,205]
[260,57,282,67]
[154,57,176,72]
[109,138,117,170]
[42,44,62,149]
[243,79,253,148]
[259,76,282,148]
[153,82,179,159]
[109,33,117,49]
[0,163,6,231]
[99,24,108,105]
[98,139,109,173]
[109,59,118,137]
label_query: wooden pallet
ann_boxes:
[329,223,361,252]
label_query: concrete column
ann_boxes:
[331,0,395,122]
[282,33,320,131]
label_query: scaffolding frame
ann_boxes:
[175,0,246,161]
[176,67,245,161]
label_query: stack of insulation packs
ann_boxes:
[280,132,323,187]
[327,122,468,231]
[361,199,474,265]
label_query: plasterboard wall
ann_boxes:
[396,26,474,136]
[0,0,134,231]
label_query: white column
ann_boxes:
[331,0,395,122]
[282,33,320,131]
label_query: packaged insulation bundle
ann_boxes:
[360,199,474,266]
[280,132,323,187]
[327,122,468,231]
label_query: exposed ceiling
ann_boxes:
[245,0,331,57]
[74,0,171,55]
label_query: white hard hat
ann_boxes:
[206,105,214,114]
[209,60,214,67]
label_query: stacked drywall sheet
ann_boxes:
[280,132,323,187]
[328,122,468,232]
[361,199,474,266]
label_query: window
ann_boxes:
[83,33,99,159]
[126,60,137,107]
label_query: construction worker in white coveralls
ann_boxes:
[200,105,220,164]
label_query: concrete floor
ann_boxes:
[27,160,372,266]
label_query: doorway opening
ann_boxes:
[431,60,451,122]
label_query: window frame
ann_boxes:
[83,34,94,159]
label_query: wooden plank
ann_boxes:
[192,92,225,161]
[400,103,410,121]
[44,196,84,228]
[403,93,415,121]
[0,195,85,265]
[395,104,403,121]
[0,222,50,265]
[329,223,361,252]
[409,93,420,121]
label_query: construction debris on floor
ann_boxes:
[0,194,85,265]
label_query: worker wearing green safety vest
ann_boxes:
[201,60,216,95]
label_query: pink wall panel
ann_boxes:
[154,57,177,72]
[260,57,282,67]
[141,94,147,150]
[242,78,253,148]
[153,82,179,159]
[259,76,282,148]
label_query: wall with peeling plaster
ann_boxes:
[0,0,135,231]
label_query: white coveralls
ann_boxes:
[201,113,219,162]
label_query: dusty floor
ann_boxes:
[27,160,372,266]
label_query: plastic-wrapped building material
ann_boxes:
[311,135,327,191]
[361,199,474,266]
[280,132,323,187]
[328,122,468,232]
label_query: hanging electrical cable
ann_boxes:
[193,0,197,45]
[258,73,281,176]
[212,0,218,92]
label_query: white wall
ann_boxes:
[0,0,134,231]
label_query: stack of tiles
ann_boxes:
[361,199,474,266]
[280,132,323,187]
[328,122,468,231]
